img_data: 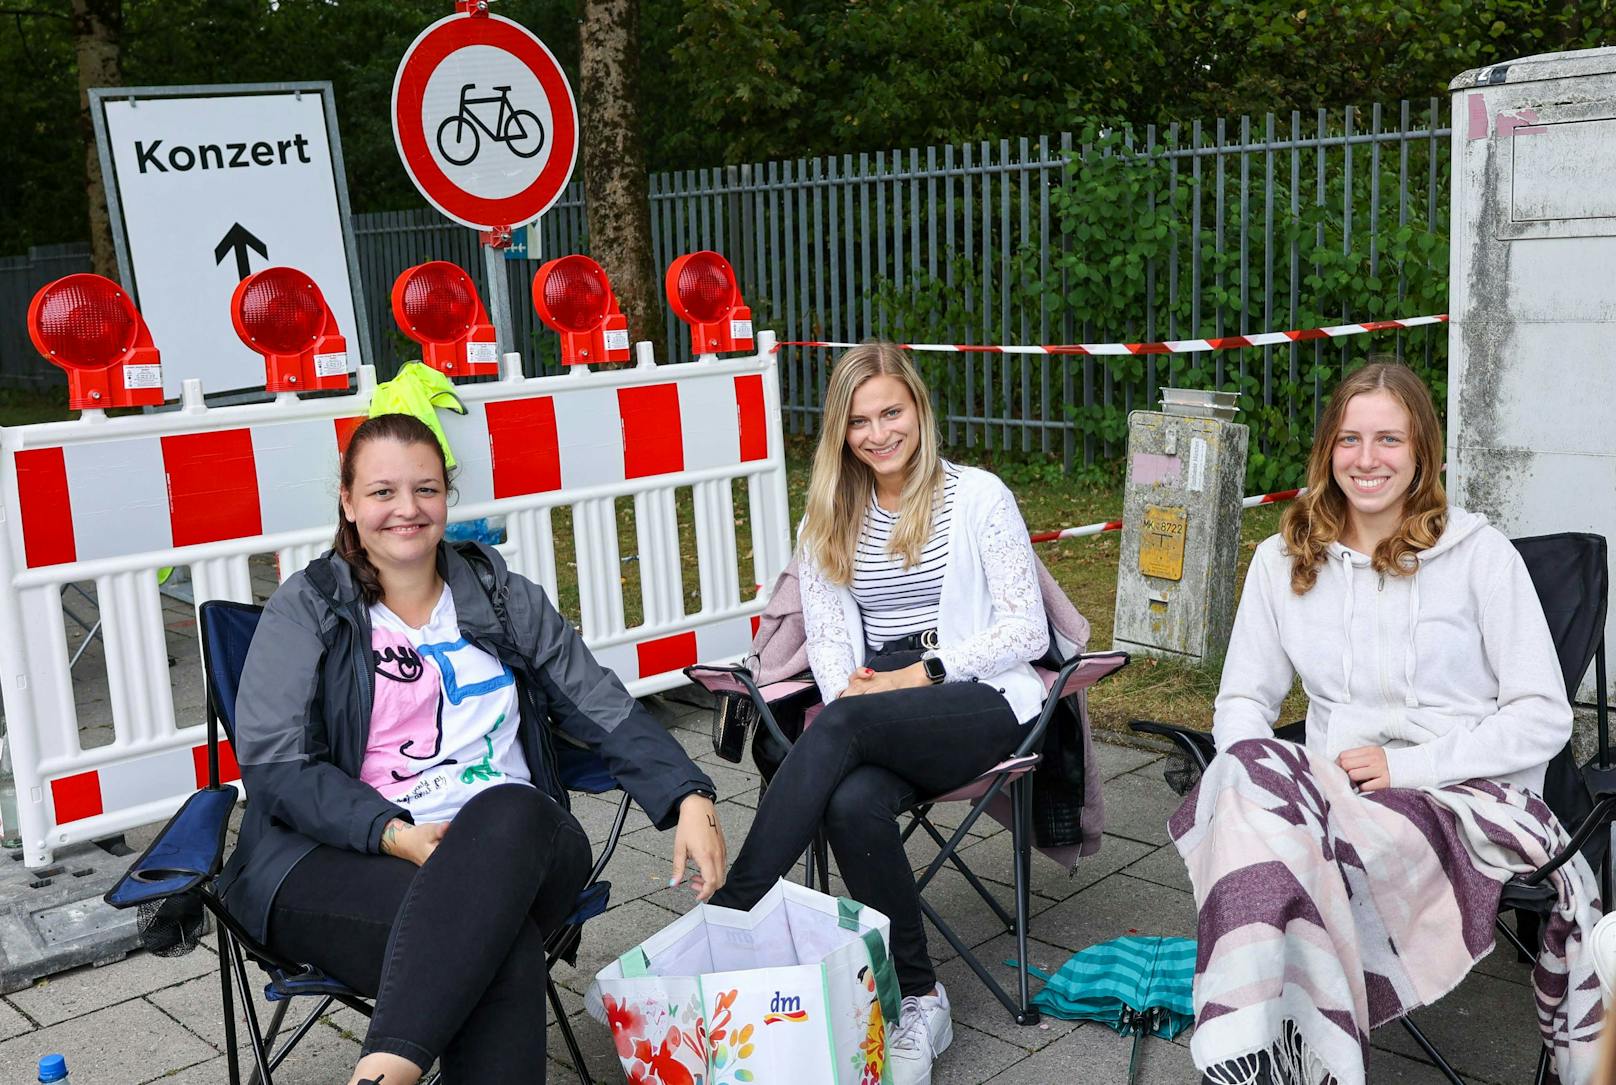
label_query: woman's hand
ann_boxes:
[1336,746,1391,792]
[841,663,930,698]
[670,793,727,902]
[380,818,448,866]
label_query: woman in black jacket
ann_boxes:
[218,413,727,1085]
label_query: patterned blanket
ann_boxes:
[1169,738,1603,1085]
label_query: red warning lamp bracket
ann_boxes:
[27,274,165,411]
[532,255,630,367]
[231,267,350,394]
[391,261,499,378]
[665,250,753,356]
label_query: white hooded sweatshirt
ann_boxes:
[1213,507,1572,797]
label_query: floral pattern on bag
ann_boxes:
[603,991,707,1085]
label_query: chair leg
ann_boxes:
[813,831,831,894]
[918,896,1037,1025]
[219,945,241,1085]
[245,999,293,1085]
[1398,1016,1466,1085]
[227,936,276,1085]
[548,978,591,1085]
[1008,777,1039,1026]
[1534,1042,1552,1085]
[912,812,1015,930]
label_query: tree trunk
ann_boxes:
[578,0,664,353]
[71,0,122,280]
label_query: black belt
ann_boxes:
[877,629,939,653]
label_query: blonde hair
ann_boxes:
[799,343,944,585]
[1280,362,1447,594]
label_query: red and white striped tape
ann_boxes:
[1029,487,1305,544]
[776,315,1446,357]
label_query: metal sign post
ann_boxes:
[392,5,579,359]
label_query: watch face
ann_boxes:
[924,655,945,682]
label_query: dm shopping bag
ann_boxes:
[586,879,901,1085]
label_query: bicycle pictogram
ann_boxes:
[435,83,545,167]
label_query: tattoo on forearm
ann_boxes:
[707,814,717,829]
[382,820,403,853]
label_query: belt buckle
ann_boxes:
[920,629,939,650]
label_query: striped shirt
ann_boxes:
[851,467,958,651]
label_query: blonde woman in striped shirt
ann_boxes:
[714,343,1048,1085]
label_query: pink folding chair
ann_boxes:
[686,649,1129,1024]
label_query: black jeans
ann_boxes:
[267,783,592,1080]
[713,652,1025,996]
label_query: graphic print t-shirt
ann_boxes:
[360,588,530,823]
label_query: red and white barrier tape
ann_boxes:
[776,316,1446,357]
[1029,487,1306,544]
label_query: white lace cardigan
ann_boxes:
[799,463,1050,721]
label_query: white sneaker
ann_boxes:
[886,982,953,1085]
[1590,911,1616,1005]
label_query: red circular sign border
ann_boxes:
[393,14,578,230]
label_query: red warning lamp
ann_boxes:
[390,261,499,378]
[27,274,165,410]
[230,267,349,394]
[532,255,631,366]
[665,250,753,355]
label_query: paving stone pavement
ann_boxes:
[0,689,1545,1083]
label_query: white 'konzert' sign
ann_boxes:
[91,83,368,398]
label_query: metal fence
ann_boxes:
[1,100,1453,469]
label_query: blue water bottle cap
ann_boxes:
[38,1053,67,1081]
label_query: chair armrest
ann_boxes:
[104,787,238,909]
[1128,721,1217,773]
[1520,793,1616,887]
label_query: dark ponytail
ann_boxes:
[334,414,451,605]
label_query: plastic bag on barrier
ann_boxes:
[585,880,900,1085]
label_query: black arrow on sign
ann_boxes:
[214,223,268,280]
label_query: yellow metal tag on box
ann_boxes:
[1139,505,1188,581]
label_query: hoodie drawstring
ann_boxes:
[1337,550,1355,704]
[1404,572,1420,708]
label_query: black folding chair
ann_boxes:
[688,648,1129,1025]
[104,600,632,1085]
[1130,531,1616,1085]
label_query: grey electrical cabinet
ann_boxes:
[1113,393,1248,663]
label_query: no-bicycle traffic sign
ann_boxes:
[392,12,579,232]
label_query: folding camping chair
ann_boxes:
[687,647,1129,1025]
[1130,531,1616,1085]
[104,600,633,1085]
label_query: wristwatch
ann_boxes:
[683,786,718,804]
[921,650,946,684]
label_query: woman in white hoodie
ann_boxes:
[713,343,1048,1085]
[1173,363,1599,1085]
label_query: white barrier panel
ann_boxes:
[0,334,791,867]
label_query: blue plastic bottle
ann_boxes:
[37,1053,67,1082]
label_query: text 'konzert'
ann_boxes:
[134,135,314,174]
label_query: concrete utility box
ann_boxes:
[1449,48,1616,703]
[1113,391,1249,663]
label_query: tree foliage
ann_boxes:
[0,0,1609,252]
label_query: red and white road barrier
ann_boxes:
[776,316,1446,357]
[1029,487,1306,545]
[0,337,794,868]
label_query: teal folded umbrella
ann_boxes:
[1012,935,1195,1084]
